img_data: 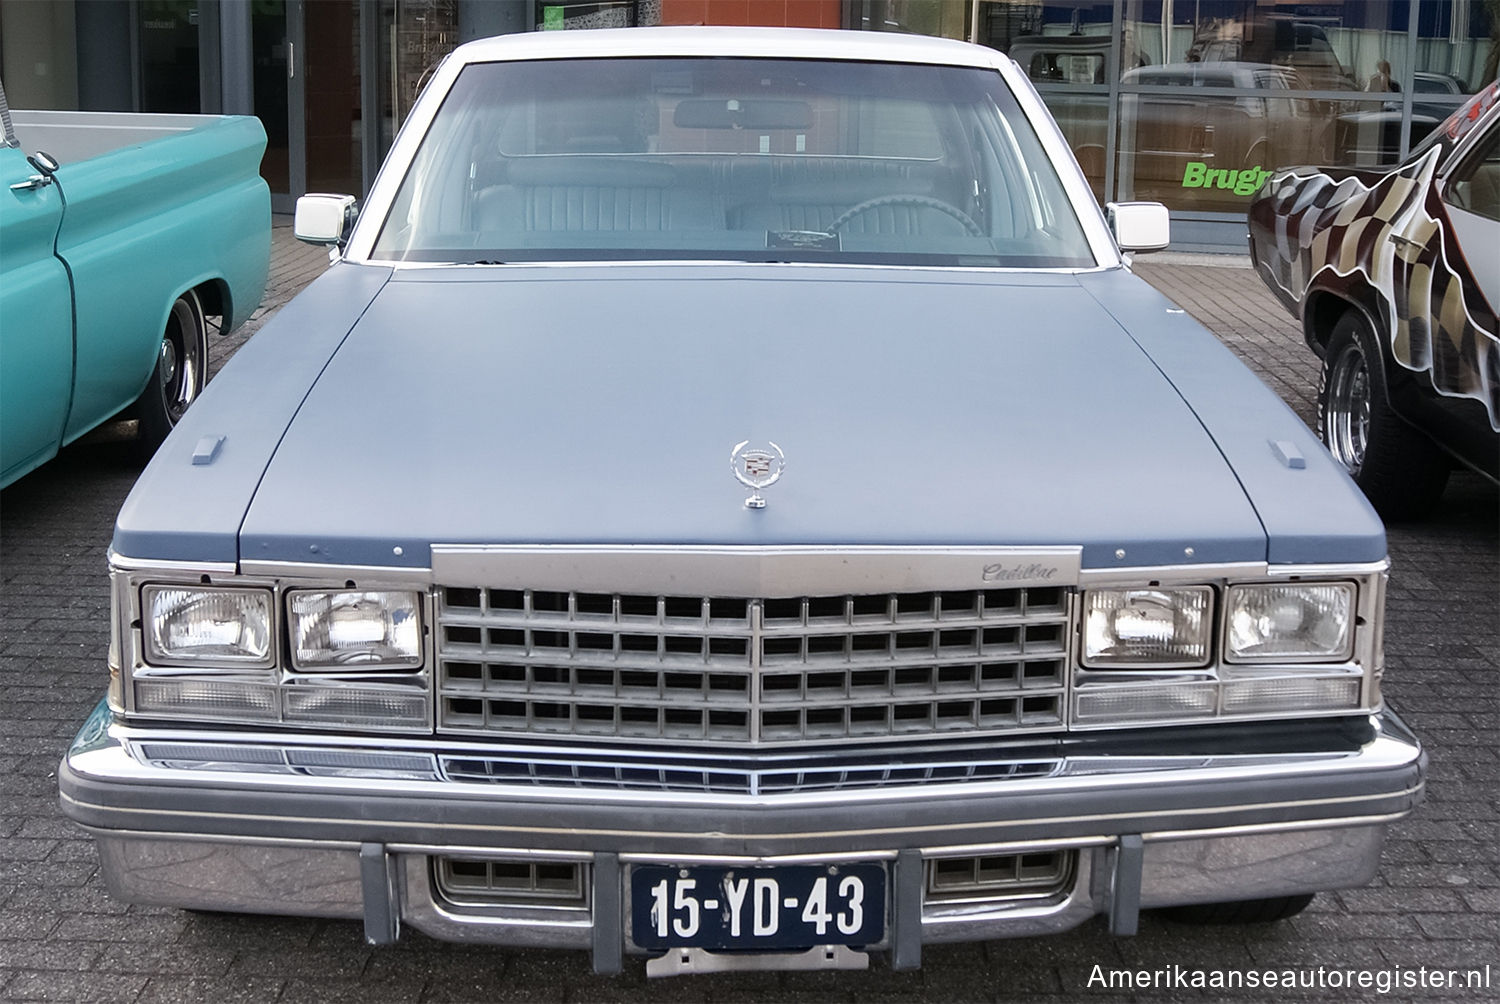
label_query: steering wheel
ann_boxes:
[828,195,983,237]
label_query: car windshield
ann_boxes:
[371,57,1096,268]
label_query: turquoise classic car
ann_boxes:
[0,83,269,488]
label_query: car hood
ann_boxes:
[235,265,1269,570]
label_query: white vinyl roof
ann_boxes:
[449,25,1008,70]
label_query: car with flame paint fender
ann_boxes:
[1250,81,1500,519]
[59,27,1424,977]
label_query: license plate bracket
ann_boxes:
[629,862,887,952]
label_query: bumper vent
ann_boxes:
[926,850,1075,904]
[434,857,588,908]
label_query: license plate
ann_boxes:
[630,863,886,951]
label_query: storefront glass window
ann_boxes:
[305,1,362,195]
[376,0,459,163]
[1413,1,1497,104]
[252,1,291,196]
[976,3,1115,201]
[1118,1,1409,93]
[1037,91,1109,201]
[973,1,1114,54]
[139,1,200,113]
[535,2,641,30]
[1110,1,1423,212]
[0,0,79,110]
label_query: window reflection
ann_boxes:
[1414,0,1497,99]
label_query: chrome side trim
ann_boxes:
[1265,559,1391,578]
[389,843,593,861]
[1145,811,1409,842]
[236,559,436,583]
[921,836,1114,856]
[385,259,1118,275]
[617,850,897,866]
[1077,561,1268,586]
[108,550,237,575]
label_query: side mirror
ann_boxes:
[1106,201,1170,253]
[27,151,59,176]
[294,193,358,247]
[10,151,59,192]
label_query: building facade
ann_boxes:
[2,0,1495,248]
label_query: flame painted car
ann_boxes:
[60,28,1424,976]
[1250,82,1500,518]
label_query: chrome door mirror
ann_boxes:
[11,151,59,192]
[1106,201,1170,253]
[294,193,358,246]
[27,151,59,176]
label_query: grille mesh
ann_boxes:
[440,750,1061,795]
[436,587,1071,747]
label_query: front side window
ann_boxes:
[1444,125,1500,222]
[371,57,1095,268]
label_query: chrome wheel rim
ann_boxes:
[160,297,203,424]
[1326,342,1370,476]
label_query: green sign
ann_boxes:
[543,5,564,29]
[1181,161,1274,197]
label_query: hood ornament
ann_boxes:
[730,440,785,509]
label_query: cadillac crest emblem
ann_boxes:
[730,440,785,509]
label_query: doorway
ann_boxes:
[252,0,363,212]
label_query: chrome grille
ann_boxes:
[440,749,1061,795]
[436,586,1071,747]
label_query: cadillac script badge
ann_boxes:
[730,440,785,509]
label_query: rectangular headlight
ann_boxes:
[1225,583,1355,662]
[1082,587,1212,667]
[143,586,273,667]
[288,591,422,670]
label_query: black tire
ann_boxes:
[1159,893,1315,925]
[135,289,208,460]
[1317,310,1448,520]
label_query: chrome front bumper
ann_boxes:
[59,701,1425,971]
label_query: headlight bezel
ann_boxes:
[1070,564,1384,730]
[116,561,433,733]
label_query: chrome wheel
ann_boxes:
[1324,339,1370,476]
[159,294,205,424]
[136,288,208,459]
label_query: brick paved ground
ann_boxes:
[1,229,1495,1003]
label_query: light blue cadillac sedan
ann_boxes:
[59,27,1424,977]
